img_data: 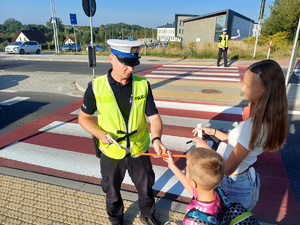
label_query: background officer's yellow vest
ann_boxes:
[93,74,150,159]
[218,35,229,48]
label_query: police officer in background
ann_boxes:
[78,39,167,225]
[217,28,240,67]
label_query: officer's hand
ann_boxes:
[100,133,111,145]
[152,139,167,157]
[237,29,240,34]
[223,47,225,50]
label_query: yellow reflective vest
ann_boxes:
[92,74,150,159]
[218,35,229,48]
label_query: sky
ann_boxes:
[0,0,273,28]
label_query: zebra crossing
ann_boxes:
[0,98,245,199]
[140,64,243,82]
[0,96,30,109]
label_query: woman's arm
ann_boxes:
[225,143,249,175]
[193,126,228,143]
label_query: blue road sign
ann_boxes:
[51,17,55,24]
[70,14,77,25]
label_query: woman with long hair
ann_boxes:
[193,59,288,210]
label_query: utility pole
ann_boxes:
[50,0,59,53]
[285,16,300,86]
[253,0,265,58]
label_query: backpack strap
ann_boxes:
[229,211,253,225]
[216,187,231,208]
[185,208,218,225]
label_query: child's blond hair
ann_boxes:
[186,147,225,190]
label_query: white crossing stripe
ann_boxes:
[151,70,239,77]
[146,64,241,82]
[162,64,238,69]
[157,67,239,73]
[0,97,30,106]
[145,74,240,82]
[155,100,243,115]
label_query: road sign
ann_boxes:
[82,0,96,17]
[70,13,77,25]
[51,17,56,24]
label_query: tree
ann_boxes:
[3,18,22,32]
[262,0,300,38]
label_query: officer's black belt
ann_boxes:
[116,130,137,143]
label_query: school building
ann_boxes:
[175,9,254,45]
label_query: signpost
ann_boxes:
[70,13,78,52]
[82,0,96,78]
[50,0,59,53]
[253,0,266,58]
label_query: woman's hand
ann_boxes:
[163,151,176,169]
[192,126,216,136]
[192,137,211,149]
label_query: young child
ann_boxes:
[163,147,225,225]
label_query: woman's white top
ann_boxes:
[217,118,265,175]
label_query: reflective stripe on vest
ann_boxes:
[92,74,150,159]
[218,35,229,48]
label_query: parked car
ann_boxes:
[5,41,41,54]
[60,43,81,52]
[85,44,105,52]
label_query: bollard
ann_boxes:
[267,41,272,59]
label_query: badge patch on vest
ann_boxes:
[134,93,146,102]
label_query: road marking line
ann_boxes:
[155,100,243,115]
[0,97,30,106]
[151,70,240,76]
[289,110,300,115]
[145,74,240,82]
[163,64,238,69]
[157,67,239,73]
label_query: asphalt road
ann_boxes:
[0,56,154,76]
[0,91,81,136]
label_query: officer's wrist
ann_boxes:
[151,137,161,144]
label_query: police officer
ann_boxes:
[78,39,166,225]
[217,28,240,67]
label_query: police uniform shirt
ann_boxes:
[218,35,231,47]
[81,69,158,125]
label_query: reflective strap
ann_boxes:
[187,211,217,224]
[229,211,253,225]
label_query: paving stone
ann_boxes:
[48,212,68,222]
[63,216,85,225]
[1,217,23,225]
[32,217,53,225]
[32,208,52,218]
[18,205,37,214]
[18,213,38,223]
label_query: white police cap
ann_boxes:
[222,28,227,32]
[107,39,144,66]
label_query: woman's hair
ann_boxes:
[247,59,288,152]
[186,148,225,190]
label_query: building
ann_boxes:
[175,9,254,45]
[63,36,75,44]
[175,14,198,40]
[12,30,48,44]
[157,23,181,43]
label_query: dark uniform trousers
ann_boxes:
[100,152,155,223]
[217,47,228,66]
